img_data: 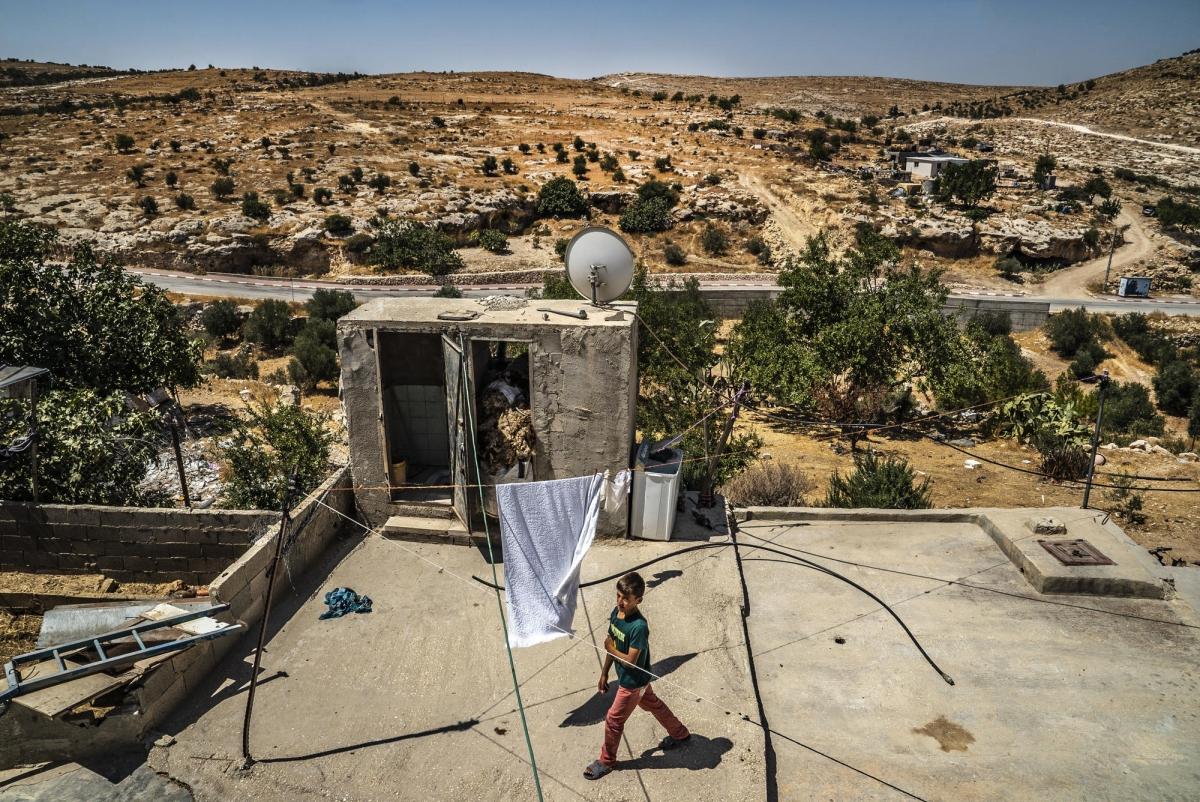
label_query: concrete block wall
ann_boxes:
[941,297,1051,332]
[135,467,353,732]
[0,467,355,769]
[0,504,276,586]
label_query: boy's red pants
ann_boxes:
[599,683,689,766]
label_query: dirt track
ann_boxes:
[1036,206,1154,299]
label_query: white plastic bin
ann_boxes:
[630,443,682,541]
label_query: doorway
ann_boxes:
[376,332,453,504]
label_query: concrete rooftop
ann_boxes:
[339,297,638,329]
[3,506,1198,801]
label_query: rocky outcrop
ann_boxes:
[588,190,636,214]
[674,191,768,224]
[430,188,537,243]
[884,218,979,258]
[978,217,1098,262]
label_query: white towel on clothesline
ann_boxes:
[497,472,606,648]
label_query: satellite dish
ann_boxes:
[563,226,635,305]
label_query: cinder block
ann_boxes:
[56,553,92,570]
[121,555,158,572]
[0,534,37,551]
[20,550,58,569]
[138,673,190,728]
[70,538,107,556]
[93,556,125,572]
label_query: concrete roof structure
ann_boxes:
[3,504,1198,801]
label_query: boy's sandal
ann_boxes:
[659,734,690,750]
[584,760,613,780]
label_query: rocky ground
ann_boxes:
[1,55,1196,291]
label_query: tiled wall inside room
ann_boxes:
[389,384,449,468]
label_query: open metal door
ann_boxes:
[442,334,471,529]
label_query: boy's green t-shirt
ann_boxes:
[608,607,652,689]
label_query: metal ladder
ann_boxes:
[1,602,243,705]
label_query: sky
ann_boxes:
[1,0,1196,87]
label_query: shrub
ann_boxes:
[212,157,233,176]
[434,282,462,298]
[206,348,259,380]
[637,179,679,208]
[225,401,334,509]
[573,135,585,151]
[313,186,333,205]
[337,174,356,192]
[518,143,531,154]
[288,319,339,391]
[478,229,508,253]
[138,196,159,217]
[211,176,235,200]
[174,192,196,210]
[501,157,517,174]
[1034,433,1091,481]
[753,128,767,139]
[572,155,588,178]
[1069,348,1097,379]
[324,213,353,236]
[367,173,391,192]
[627,149,640,160]
[824,451,933,509]
[114,133,135,153]
[169,139,182,152]
[200,299,241,341]
[663,241,687,266]
[306,288,358,322]
[1046,307,1107,358]
[701,224,728,255]
[722,460,812,506]
[1104,472,1145,524]
[996,256,1023,281]
[341,232,372,256]
[431,116,445,128]
[408,161,420,176]
[556,149,569,163]
[1152,360,1198,416]
[243,299,294,350]
[553,237,570,258]
[1103,381,1164,439]
[745,236,767,256]
[241,191,271,221]
[619,197,673,234]
[536,177,587,217]
[126,164,146,186]
[600,153,619,172]
[654,155,673,171]
[481,155,498,175]
[370,219,463,276]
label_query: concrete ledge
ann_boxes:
[737,506,1172,599]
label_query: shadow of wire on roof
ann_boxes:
[258,718,479,763]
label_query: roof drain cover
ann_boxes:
[1038,539,1115,566]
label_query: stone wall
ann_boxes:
[0,467,354,768]
[0,504,277,586]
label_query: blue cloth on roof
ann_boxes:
[320,587,373,619]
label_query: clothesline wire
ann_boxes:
[310,496,930,801]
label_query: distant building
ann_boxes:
[904,154,970,179]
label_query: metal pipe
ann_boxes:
[240,471,297,766]
[1082,372,1110,509]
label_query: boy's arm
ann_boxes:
[599,650,615,692]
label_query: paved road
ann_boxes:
[136,267,1200,317]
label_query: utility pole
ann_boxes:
[241,469,298,767]
[1103,222,1127,291]
[1081,371,1111,510]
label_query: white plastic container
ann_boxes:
[630,443,682,541]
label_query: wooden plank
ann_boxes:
[10,658,126,718]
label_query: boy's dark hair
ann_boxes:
[616,572,645,598]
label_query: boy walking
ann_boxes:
[584,572,690,780]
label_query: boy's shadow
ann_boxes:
[558,653,698,727]
[622,734,733,771]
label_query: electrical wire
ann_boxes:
[470,541,955,686]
